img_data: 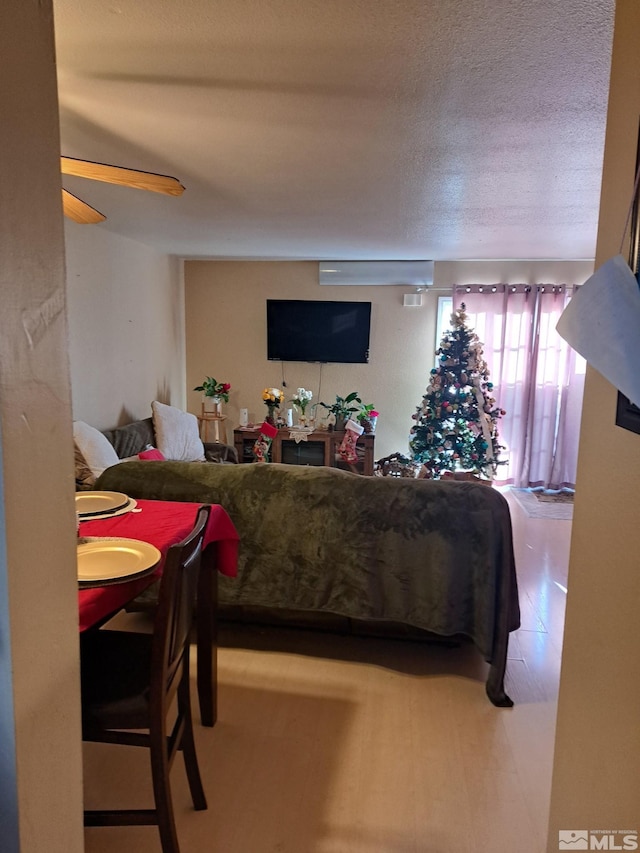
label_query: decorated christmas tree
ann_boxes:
[409,303,505,479]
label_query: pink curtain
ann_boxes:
[454,284,585,488]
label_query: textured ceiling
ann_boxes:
[53,0,615,260]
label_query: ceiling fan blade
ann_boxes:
[62,189,106,224]
[61,157,185,196]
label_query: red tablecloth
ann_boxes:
[78,499,239,632]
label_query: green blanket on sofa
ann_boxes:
[96,461,520,705]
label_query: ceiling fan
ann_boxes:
[60,157,185,224]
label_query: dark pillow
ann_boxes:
[101,418,156,458]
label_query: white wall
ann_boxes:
[65,223,185,429]
[547,1,640,846]
[185,259,593,459]
[0,1,84,850]
[435,259,594,287]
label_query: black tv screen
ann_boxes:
[267,299,371,363]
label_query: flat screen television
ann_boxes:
[266,299,371,363]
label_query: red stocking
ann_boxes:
[339,419,364,463]
[253,421,278,462]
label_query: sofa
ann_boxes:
[95,458,521,706]
[74,414,238,490]
[101,416,238,464]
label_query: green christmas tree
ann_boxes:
[409,303,505,479]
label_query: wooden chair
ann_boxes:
[80,505,211,853]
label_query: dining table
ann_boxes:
[78,497,239,726]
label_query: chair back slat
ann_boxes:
[150,506,210,707]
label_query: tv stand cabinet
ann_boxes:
[233,428,375,476]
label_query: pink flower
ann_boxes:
[370,410,379,417]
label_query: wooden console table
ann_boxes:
[234,428,375,476]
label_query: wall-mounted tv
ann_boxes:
[266,299,371,363]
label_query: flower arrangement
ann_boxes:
[193,376,231,403]
[262,387,285,408]
[290,387,313,414]
[262,386,285,425]
[358,403,379,422]
[357,402,379,433]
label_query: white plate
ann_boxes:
[75,491,130,517]
[77,538,161,585]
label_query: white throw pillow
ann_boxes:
[73,421,121,481]
[151,401,205,462]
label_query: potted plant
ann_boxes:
[357,403,379,433]
[318,391,361,430]
[193,376,231,413]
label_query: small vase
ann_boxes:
[265,405,278,426]
[203,395,222,415]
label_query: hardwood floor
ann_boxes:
[83,489,571,853]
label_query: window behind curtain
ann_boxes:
[435,296,453,364]
[449,285,584,488]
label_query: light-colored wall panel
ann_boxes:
[0,0,83,849]
[547,1,640,846]
[185,260,437,459]
[65,223,185,429]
